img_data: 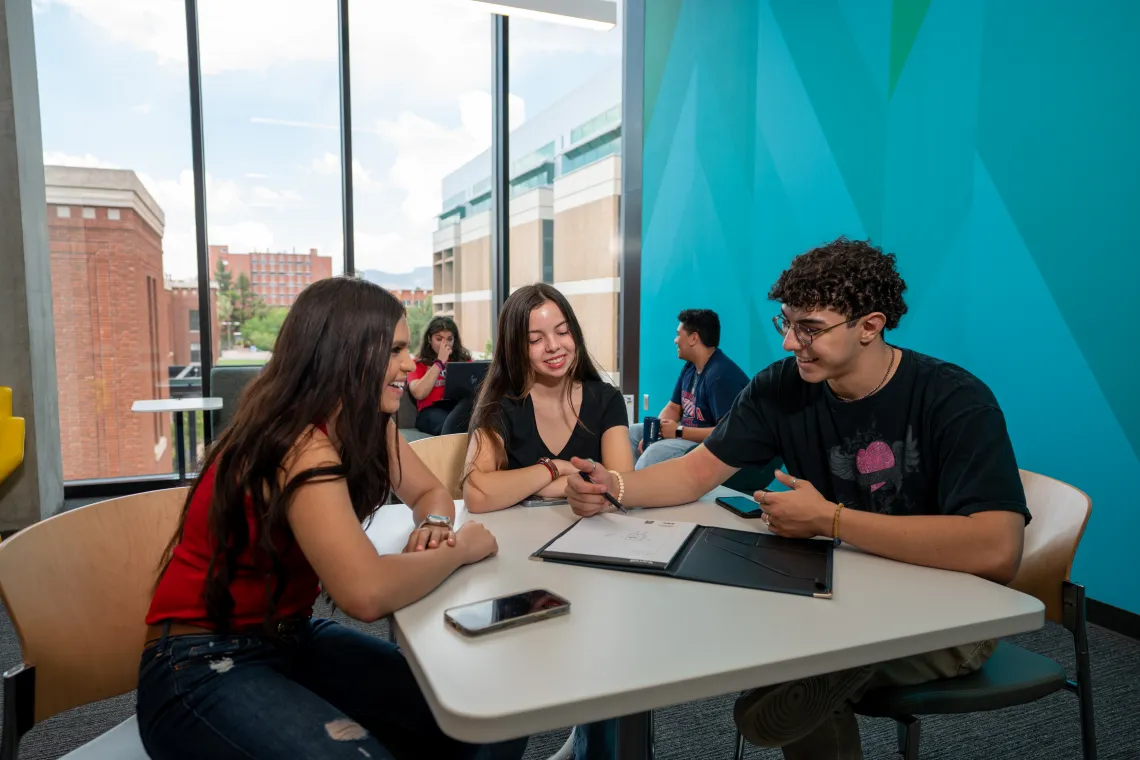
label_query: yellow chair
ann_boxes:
[0,488,187,759]
[0,387,26,484]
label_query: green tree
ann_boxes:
[243,307,290,352]
[231,272,264,328]
[406,296,433,355]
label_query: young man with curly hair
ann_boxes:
[565,237,1030,760]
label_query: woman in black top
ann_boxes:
[463,283,632,513]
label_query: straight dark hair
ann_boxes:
[417,315,472,364]
[467,283,602,470]
[154,277,407,634]
[678,308,721,348]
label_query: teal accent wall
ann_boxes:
[640,0,1140,614]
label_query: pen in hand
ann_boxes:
[579,470,628,514]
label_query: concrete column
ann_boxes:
[0,0,63,530]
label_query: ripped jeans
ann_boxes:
[137,618,529,760]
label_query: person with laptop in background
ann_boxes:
[409,316,475,436]
[629,309,749,469]
[566,237,1029,760]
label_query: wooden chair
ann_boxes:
[408,433,468,500]
[0,488,187,760]
[733,470,1096,760]
[854,470,1096,758]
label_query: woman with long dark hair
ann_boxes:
[463,283,630,758]
[138,278,525,760]
[409,315,474,436]
[463,283,632,513]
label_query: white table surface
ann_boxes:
[131,397,223,413]
[364,490,1045,743]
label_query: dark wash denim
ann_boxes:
[137,618,529,760]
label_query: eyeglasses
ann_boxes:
[771,313,861,347]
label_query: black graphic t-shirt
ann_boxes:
[705,349,1030,521]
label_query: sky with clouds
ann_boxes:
[34,0,621,279]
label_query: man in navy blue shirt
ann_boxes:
[630,309,749,469]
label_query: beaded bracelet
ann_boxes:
[608,469,626,504]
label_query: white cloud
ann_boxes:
[42,150,119,169]
[249,185,303,209]
[131,103,153,116]
[250,116,337,131]
[244,173,271,179]
[310,152,382,191]
[210,221,275,253]
[42,0,617,86]
[353,231,415,274]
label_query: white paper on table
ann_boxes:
[541,513,699,568]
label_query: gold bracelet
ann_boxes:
[832,502,844,546]
[608,469,625,504]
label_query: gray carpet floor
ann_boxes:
[1,598,1137,759]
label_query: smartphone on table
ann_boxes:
[444,589,571,637]
[715,495,766,519]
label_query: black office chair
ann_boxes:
[733,469,1096,760]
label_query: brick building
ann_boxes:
[207,245,334,309]
[390,288,431,308]
[167,278,219,368]
[45,166,174,481]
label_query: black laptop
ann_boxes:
[442,361,490,402]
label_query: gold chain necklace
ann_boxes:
[835,347,896,403]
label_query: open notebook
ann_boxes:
[532,513,834,598]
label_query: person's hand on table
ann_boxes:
[659,419,678,439]
[566,456,614,517]
[454,521,499,564]
[404,523,455,553]
[754,470,835,539]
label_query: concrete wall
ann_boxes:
[0,0,63,528]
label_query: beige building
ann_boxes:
[433,67,622,379]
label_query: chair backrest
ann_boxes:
[1009,470,1092,624]
[209,365,263,433]
[408,434,468,500]
[0,488,187,723]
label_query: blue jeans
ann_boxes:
[137,619,529,760]
[629,423,698,470]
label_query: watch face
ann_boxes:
[426,514,452,526]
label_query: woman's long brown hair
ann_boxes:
[154,277,407,633]
[467,283,603,470]
[417,315,472,364]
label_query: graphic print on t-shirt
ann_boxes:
[828,426,920,513]
[434,366,446,389]
[680,387,705,426]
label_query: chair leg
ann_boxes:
[1064,582,1098,760]
[895,716,920,760]
[733,728,745,760]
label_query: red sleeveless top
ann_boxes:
[146,446,322,629]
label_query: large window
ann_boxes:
[199,2,339,374]
[349,0,495,357]
[33,1,198,482]
[509,10,623,384]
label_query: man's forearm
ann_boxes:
[681,426,715,443]
[835,509,1019,583]
[623,447,727,508]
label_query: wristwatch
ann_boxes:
[418,514,453,530]
[675,424,685,439]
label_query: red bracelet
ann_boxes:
[537,457,559,482]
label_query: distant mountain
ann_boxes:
[361,267,433,290]
[361,267,433,291]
